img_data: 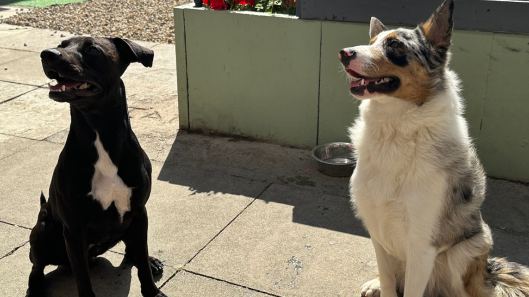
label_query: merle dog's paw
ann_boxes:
[361,278,381,297]
[149,256,164,275]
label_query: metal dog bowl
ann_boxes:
[311,142,356,177]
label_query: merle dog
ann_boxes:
[27,37,167,297]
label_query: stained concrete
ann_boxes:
[186,184,377,297]
[0,26,75,53]
[0,80,37,103]
[0,141,63,228]
[0,49,51,86]
[0,133,38,160]
[162,270,273,296]
[0,243,30,297]
[0,88,70,140]
[0,222,30,259]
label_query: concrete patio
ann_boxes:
[0,19,528,296]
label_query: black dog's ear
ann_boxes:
[420,0,454,48]
[369,17,387,40]
[40,192,46,205]
[113,38,154,68]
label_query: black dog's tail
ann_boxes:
[488,257,529,296]
[40,191,46,205]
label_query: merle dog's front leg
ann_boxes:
[63,227,95,297]
[125,207,166,297]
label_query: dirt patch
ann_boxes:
[1,0,192,44]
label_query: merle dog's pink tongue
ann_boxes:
[50,80,83,91]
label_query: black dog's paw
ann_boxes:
[154,291,168,297]
[88,256,99,269]
[26,289,46,297]
[149,256,164,275]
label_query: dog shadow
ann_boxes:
[157,131,368,238]
[156,132,529,266]
[43,255,163,297]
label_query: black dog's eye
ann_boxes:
[86,46,101,54]
[58,40,69,48]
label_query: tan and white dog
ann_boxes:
[340,0,529,296]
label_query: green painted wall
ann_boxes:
[479,33,529,181]
[174,8,189,130]
[317,21,365,145]
[175,6,321,148]
[175,4,529,181]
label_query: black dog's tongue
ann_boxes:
[49,80,83,91]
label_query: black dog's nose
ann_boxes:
[41,48,61,61]
[339,48,357,66]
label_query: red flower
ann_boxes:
[235,0,255,5]
[207,0,227,10]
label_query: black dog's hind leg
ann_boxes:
[26,264,46,297]
[125,248,164,276]
[123,207,166,297]
[124,243,164,276]
[63,227,95,297]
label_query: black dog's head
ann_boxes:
[41,37,154,103]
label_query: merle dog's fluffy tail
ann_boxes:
[489,257,529,296]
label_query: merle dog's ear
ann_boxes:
[40,192,46,205]
[113,38,154,68]
[420,0,454,48]
[369,17,387,40]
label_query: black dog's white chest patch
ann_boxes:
[88,133,132,217]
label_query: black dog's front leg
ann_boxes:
[63,227,95,297]
[26,264,45,297]
[125,207,166,297]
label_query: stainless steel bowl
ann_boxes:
[311,142,356,177]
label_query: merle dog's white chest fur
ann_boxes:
[89,133,131,218]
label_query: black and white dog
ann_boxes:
[27,37,166,297]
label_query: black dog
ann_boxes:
[27,37,167,297]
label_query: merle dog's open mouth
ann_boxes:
[44,69,101,100]
[345,68,400,96]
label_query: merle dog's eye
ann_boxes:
[389,41,401,48]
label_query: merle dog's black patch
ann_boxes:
[385,38,409,67]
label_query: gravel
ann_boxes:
[1,0,192,44]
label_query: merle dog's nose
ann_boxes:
[41,48,61,61]
[339,48,357,66]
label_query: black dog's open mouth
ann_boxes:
[345,68,400,96]
[45,69,101,100]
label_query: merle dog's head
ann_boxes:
[339,0,454,105]
[41,37,153,104]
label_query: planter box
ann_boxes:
[174,3,529,182]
